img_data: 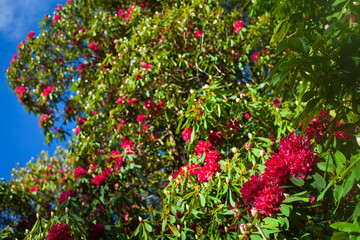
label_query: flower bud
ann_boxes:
[51,212,54,218]
[248,133,253,140]
[226,177,229,185]
[195,235,199,239]
[138,216,143,222]
[284,193,290,198]
[260,150,265,157]
[239,224,248,234]
[186,204,189,211]
[177,224,181,230]
[36,213,40,220]
[65,207,69,214]
[251,208,259,218]
[25,229,29,234]
[231,147,237,153]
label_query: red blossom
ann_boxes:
[47,223,71,240]
[182,128,192,142]
[54,14,61,22]
[58,190,75,204]
[43,86,55,97]
[233,20,246,33]
[195,141,213,156]
[194,30,203,38]
[29,185,40,193]
[89,223,105,240]
[74,167,87,179]
[91,175,106,186]
[137,114,147,124]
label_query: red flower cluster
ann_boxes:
[195,141,213,156]
[304,110,354,142]
[92,175,106,186]
[121,137,135,154]
[15,86,28,98]
[304,110,330,143]
[29,185,40,193]
[47,223,71,240]
[43,86,55,97]
[89,223,105,240]
[137,114,147,124]
[182,128,192,142]
[208,129,223,146]
[233,20,246,33]
[39,114,50,127]
[171,141,222,184]
[89,42,99,53]
[333,121,354,141]
[241,133,318,216]
[58,190,75,204]
[74,167,87,179]
[194,30,203,38]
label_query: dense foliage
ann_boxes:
[2,0,360,239]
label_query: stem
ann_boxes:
[255,222,268,240]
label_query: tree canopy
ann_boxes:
[2,0,360,239]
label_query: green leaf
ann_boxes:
[318,179,336,201]
[313,173,326,190]
[263,217,280,227]
[278,58,303,71]
[330,222,360,233]
[279,204,290,217]
[199,194,206,207]
[144,222,153,232]
[287,37,306,54]
[283,196,309,203]
[169,225,180,237]
[290,176,305,187]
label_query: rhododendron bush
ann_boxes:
[2,0,360,239]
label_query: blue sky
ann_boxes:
[0,0,67,180]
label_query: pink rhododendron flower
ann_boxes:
[144,100,155,110]
[194,30,203,38]
[54,14,61,22]
[278,133,318,179]
[227,119,240,131]
[254,185,285,216]
[43,85,55,96]
[197,162,221,183]
[89,42,99,53]
[195,141,213,156]
[272,98,281,108]
[240,174,264,206]
[182,128,192,142]
[92,175,106,186]
[58,190,75,204]
[75,127,81,135]
[127,98,137,104]
[118,9,125,17]
[137,114,147,124]
[121,137,135,154]
[251,52,259,62]
[304,110,330,143]
[55,4,63,11]
[47,223,71,240]
[208,129,223,146]
[233,20,246,33]
[333,121,354,141]
[39,114,50,127]
[205,150,221,164]
[89,223,105,240]
[29,185,40,193]
[74,167,87,179]
[15,86,28,98]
